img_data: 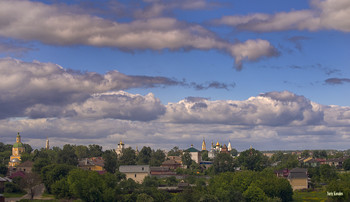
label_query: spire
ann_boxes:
[46,137,50,150]
[227,140,232,151]
[16,132,21,143]
[202,138,206,151]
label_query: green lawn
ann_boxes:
[3,192,26,198]
[293,190,328,202]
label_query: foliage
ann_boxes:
[343,158,350,171]
[23,143,33,154]
[182,151,192,168]
[243,182,268,202]
[201,150,210,161]
[41,164,76,193]
[208,171,292,202]
[56,144,78,166]
[119,147,137,165]
[167,146,182,156]
[102,150,118,173]
[32,157,51,174]
[75,145,89,159]
[237,148,268,171]
[326,173,350,201]
[88,144,103,157]
[150,149,166,166]
[137,146,152,165]
[312,150,327,159]
[301,150,311,158]
[213,153,236,174]
[0,163,8,175]
[4,182,25,194]
[230,148,238,157]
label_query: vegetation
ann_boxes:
[4,141,350,201]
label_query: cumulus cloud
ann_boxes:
[213,0,350,32]
[163,91,324,126]
[0,58,177,119]
[0,0,277,69]
[0,58,236,119]
[25,91,166,121]
[2,90,350,150]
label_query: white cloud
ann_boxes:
[214,0,350,32]
[163,91,323,126]
[2,91,350,150]
[0,0,277,69]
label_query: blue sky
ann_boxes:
[0,0,350,151]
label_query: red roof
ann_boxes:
[9,171,26,179]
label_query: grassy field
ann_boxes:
[293,190,329,202]
[3,192,26,198]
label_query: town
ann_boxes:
[1,133,350,201]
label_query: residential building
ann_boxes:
[288,168,308,190]
[16,161,33,173]
[78,157,105,171]
[161,159,182,170]
[119,165,150,183]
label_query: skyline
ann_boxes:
[0,0,350,151]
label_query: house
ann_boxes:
[150,167,176,176]
[167,156,182,164]
[16,161,34,173]
[161,159,182,170]
[275,168,289,178]
[288,168,308,190]
[78,157,105,171]
[184,145,201,164]
[119,165,150,183]
[324,158,346,168]
[303,158,320,167]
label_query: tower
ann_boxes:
[202,138,206,151]
[46,137,50,150]
[227,140,232,151]
[116,140,125,156]
[9,132,25,167]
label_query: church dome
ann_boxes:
[13,142,23,148]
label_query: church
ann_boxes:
[8,132,25,167]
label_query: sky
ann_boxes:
[0,0,350,151]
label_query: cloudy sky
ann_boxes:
[1,0,350,151]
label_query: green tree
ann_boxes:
[103,150,118,173]
[230,148,238,157]
[32,157,51,174]
[56,144,78,166]
[67,169,104,202]
[23,143,33,154]
[301,150,310,158]
[88,144,103,157]
[237,148,268,171]
[41,164,76,193]
[201,150,210,161]
[213,153,236,174]
[137,146,152,165]
[243,183,268,202]
[343,158,350,171]
[320,164,337,183]
[150,149,166,166]
[75,145,89,159]
[137,193,154,202]
[119,147,136,165]
[182,151,193,168]
[0,164,8,176]
[167,146,181,156]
